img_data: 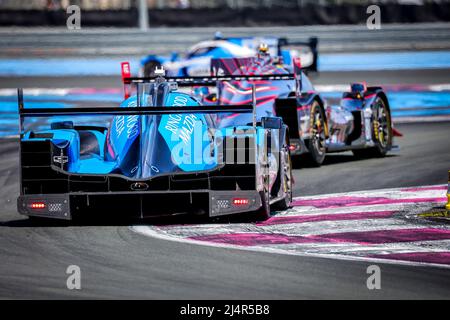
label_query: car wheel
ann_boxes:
[143,60,161,77]
[305,101,326,166]
[28,216,43,225]
[254,180,271,221]
[253,142,271,221]
[272,144,293,211]
[353,96,392,158]
[28,216,68,226]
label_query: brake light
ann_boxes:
[30,202,46,209]
[289,145,296,151]
[232,198,249,206]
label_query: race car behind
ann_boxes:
[141,33,318,77]
[200,45,400,166]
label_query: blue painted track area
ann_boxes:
[1,85,449,137]
[0,50,449,136]
[1,51,450,76]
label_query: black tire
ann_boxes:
[305,101,326,166]
[28,216,42,224]
[353,96,392,159]
[253,188,270,221]
[290,154,302,169]
[28,216,68,226]
[143,60,161,77]
[253,140,271,221]
[272,144,293,211]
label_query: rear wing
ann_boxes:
[17,88,253,116]
[122,57,303,92]
[16,88,257,132]
[123,74,295,86]
[18,104,254,117]
[122,58,303,87]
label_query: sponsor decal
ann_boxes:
[163,113,198,145]
[115,115,139,140]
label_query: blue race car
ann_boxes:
[16,63,293,222]
[141,33,318,77]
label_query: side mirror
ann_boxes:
[261,117,282,129]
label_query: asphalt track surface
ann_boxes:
[0,71,450,298]
[0,123,449,299]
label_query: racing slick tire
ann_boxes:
[353,96,392,159]
[28,216,44,224]
[252,145,271,221]
[305,101,327,166]
[253,187,271,221]
[143,60,162,77]
[272,143,293,211]
[27,216,69,226]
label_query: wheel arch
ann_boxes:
[374,90,391,114]
[367,87,391,115]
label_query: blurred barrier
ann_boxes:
[0,3,450,26]
[0,9,138,27]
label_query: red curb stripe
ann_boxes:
[291,196,446,208]
[315,228,450,245]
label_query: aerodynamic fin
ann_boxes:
[121,61,131,99]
